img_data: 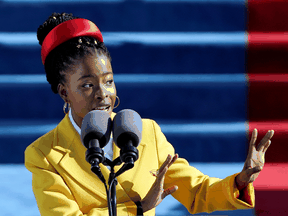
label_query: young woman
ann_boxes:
[25,12,274,216]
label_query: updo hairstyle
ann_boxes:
[37,12,111,94]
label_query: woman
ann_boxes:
[25,12,274,216]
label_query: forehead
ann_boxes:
[68,53,112,79]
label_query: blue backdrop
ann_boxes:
[0,0,253,215]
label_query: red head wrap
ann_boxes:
[41,18,104,65]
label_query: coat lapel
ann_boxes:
[46,114,149,203]
[115,141,148,201]
[48,115,108,200]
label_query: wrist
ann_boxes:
[235,174,247,191]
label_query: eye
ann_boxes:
[106,79,114,85]
[82,83,93,88]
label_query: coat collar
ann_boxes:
[47,113,147,202]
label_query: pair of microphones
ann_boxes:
[80,109,142,182]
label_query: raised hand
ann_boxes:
[236,129,274,190]
[141,154,178,213]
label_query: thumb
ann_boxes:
[246,166,262,177]
[162,185,178,199]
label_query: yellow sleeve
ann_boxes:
[25,144,137,216]
[151,120,255,214]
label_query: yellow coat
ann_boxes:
[25,114,254,216]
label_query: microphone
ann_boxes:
[81,110,112,182]
[113,109,142,165]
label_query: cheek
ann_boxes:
[69,90,92,112]
[108,85,117,104]
[107,87,116,96]
[107,83,117,96]
[72,91,90,104]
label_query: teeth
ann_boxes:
[95,106,109,111]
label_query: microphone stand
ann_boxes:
[103,157,121,216]
[89,155,135,216]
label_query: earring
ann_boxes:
[63,102,70,114]
[113,96,120,109]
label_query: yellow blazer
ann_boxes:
[25,114,254,216]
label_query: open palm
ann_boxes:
[236,129,274,190]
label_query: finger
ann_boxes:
[257,130,274,151]
[270,130,275,138]
[245,159,252,169]
[157,166,168,181]
[161,185,178,199]
[263,140,271,153]
[168,154,178,168]
[250,128,258,143]
[248,128,258,155]
[159,154,172,173]
[246,166,262,177]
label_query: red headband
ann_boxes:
[41,18,104,65]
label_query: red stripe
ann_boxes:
[248,74,288,82]
[250,0,288,3]
[248,33,288,47]
[253,163,288,190]
[249,121,288,134]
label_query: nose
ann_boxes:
[96,84,109,100]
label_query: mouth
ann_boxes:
[93,105,111,112]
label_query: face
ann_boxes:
[58,53,116,127]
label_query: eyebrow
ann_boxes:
[77,72,113,81]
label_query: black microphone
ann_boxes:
[113,109,142,165]
[81,110,112,183]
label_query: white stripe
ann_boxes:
[104,32,246,46]
[160,122,247,134]
[0,75,47,84]
[0,74,246,84]
[0,32,247,46]
[0,124,57,136]
[189,162,244,178]
[0,122,247,136]
[145,0,244,2]
[114,74,246,84]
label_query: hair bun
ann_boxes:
[37,12,77,46]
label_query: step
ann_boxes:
[0,120,247,163]
[248,0,288,32]
[248,46,288,74]
[0,0,246,32]
[0,38,246,75]
[253,163,288,216]
[247,75,288,121]
[0,74,247,121]
[247,32,288,74]
[249,121,288,163]
[0,163,254,216]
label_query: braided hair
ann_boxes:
[37,12,111,94]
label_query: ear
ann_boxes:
[58,83,69,103]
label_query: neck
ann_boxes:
[71,110,83,129]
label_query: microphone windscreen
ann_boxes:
[113,109,142,148]
[81,110,112,148]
